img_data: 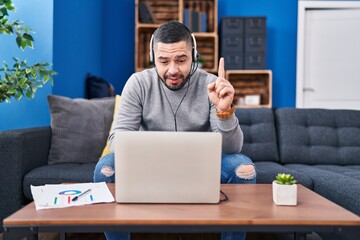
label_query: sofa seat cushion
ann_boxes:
[310,165,360,181]
[235,108,279,163]
[255,162,313,189]
[275,108,360,165]
[23,163,96,200]
[285,164,360,216]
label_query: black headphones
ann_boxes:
[149,32,199,63]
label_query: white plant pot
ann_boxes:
[272,181,297,206]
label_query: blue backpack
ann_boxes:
[85,73,115,99]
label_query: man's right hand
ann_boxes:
[207,57,234,112]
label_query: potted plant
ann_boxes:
[272,173,297,206]
[0,0,56,103]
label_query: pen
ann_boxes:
[72,188,92,202]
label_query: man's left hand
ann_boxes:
[207,57,234,112]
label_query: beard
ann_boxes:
[161,73,189,91]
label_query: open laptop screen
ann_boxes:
[114,131,222,203]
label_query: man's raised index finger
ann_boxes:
[218,57,225,79]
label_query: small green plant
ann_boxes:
[275,173,297,185]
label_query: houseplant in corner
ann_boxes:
[273,173,297,206]
[0,0,56,103]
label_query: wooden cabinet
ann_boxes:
[135,0,218,73]
[226,70,272,108]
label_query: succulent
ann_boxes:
[275,173,297,185]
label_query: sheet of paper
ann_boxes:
[31,182,114,210]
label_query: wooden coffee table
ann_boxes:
[3,184,360,240]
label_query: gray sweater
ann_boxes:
[109,68,243,154]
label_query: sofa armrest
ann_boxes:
[0,126,51,222]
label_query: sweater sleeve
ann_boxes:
[109,74,143,152]
[205,72,243,154]
[210,103,244,154]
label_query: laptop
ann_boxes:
[113,131,222,203]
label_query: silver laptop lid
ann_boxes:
[114,131,222,203]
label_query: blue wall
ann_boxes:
[52,0,135,97]
[218,0,298,107]
[1,0,298,130]
[0,0,53,131]
[102,0,135,95]
[53,0,103,98]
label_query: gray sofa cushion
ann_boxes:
[275,108,360,165]
[311,165,360,181]
[255,162,313,189]
[285,164,360,216]
[47,95,115,164]
[23,163,97,200]
[235,108,279,162]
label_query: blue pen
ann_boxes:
[72,188,91,202]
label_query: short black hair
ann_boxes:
[153,21,192,47]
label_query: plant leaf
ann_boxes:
[275,173,297,185]
[6,25,13,33]
[25,91,33,99]
[20,39,27,50]
[16,35,21,48]
[15,91,22,100]
[23,33,34,41]
[0,7,8,16]
[25,39,33,48]
[5,2,14,11]
[20,82,29,89]
[43,74,48,83]
[7,88,16,94]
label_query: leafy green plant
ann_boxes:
[275,173,297,185]
[0,0,56,103]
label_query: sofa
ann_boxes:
[1,95,360,238]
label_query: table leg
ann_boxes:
[26,233,38,240]
[60,232,66,240]
[294,232,307,240]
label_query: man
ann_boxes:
[94,21,256,240]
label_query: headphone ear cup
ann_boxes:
[195,52,199,62]
[149,34,154,63]
[150,50,154,63]
[190,33,198,62]
[193,49,199,62]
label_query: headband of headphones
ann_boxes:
[149,32,198,63]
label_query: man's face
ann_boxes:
[154,40,193,90]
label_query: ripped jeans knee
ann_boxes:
[235,164,256,180]
[93,153,116,183]
[94,153,256,184]
[221,153,256,184]
[101,166,115,177]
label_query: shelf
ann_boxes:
[137,0,181,24]
[135,27,157,72]
[195,34,218,72]
[136,23,162,28]
[135,0,218,72]
[226,70,272,108]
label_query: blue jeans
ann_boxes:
[94,153,256,240]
